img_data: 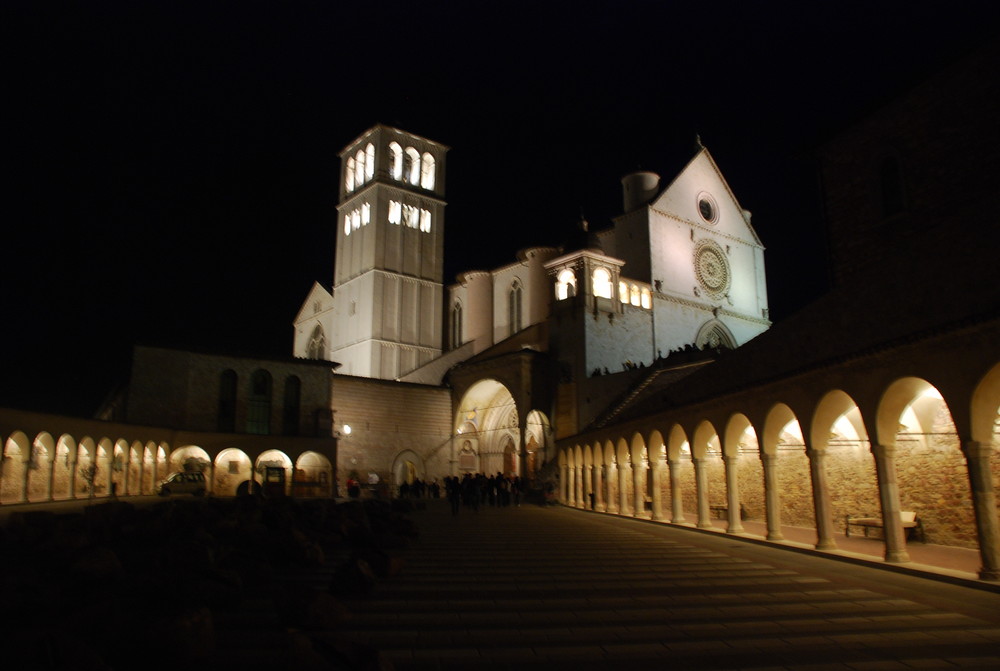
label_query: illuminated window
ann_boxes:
[419,208,431,232]
[420,152,435,189]
[389,142,403,180]
[344,212,351,236]
[403,204,419,228]
[388,200,402,224]
[355,149,365,188]
[592,268,613,299]
[630,284,640,306]
[364,143,375,180]
[361,202,371,225]
[351,209,361,230]
[405,147,420,185]
[618,281,628,303]
[509,281,523,334]
[640,287,651,309]
[345,157,355,193]
[307,325,326,359]
[556,269,576,300]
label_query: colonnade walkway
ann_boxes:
[308,499,1000,670]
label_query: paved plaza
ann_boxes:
[314,499,1000,670]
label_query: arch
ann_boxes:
[345,156,355,192]
[592,267,613,299]
[971,362,1000,444]
[256,449,293,496]
[388,142,403,180]
[354,148,366,188]
[364,142,375,181]
[51,434,76,500]
[880,378,971,547]
[420,152,435,189]
[556,268,576,300]
[455,379,519,476]
[404,146,420,185]
[27,431,55,502]
[451,301,463,349]
[695,319,737,350]
[667,423,690,462]
[213,448,253,496]
[170,445,211,476]
[392,450,425,490]
[295,451,333,497]
[640,287,651,309]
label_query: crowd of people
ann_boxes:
[397,472,525,515]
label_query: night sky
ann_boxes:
[4,1,997,417]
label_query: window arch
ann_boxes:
[556,269,576,300]
[630,284,640,306]
[308,324,326,359]
[218,369,237,433]
[618,280,628,303]
[420,152,435,189]
[640,287,651,309]
[283,376,301,436]
[389,142,403,180]
[354,149,366,188]
[404,147,421,185]
[345,157,355,193]
[246,369,272,435]
[364,142,375,180]
[509,281,523,335]
[592,268,613,299]
[451,302,463,349]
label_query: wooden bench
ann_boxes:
[845,511,924,542]
[710,504,747,521]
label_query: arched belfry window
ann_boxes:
[389,142,403,180]
[345,157,356,193]
[354,149,366,188]
[451,302,463,349]
[308,324,326,360]
[509,281,523,335]
[218,369,237,433]
[592,267,613,299]
[364,143,375,180]
[556,269,576,300]
[404,147,421,185]
[420,152,435,190]
[282,376,301,436]
[879,156,905,217]
[246,369,272,435]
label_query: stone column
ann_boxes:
[723,454,744,533]
[47,452,57,502]
[806,446,837,550]
[606,464,619,514]
[594,464,606,512]
[761,453,784,540]
[871,444,911,563]
[618,461,630,515]
[69,455,78,500]
[668,458,686,523]
[650,454,665,521]
[583,464,593,510]
[20,456,30,503]
[575,464,584,508]
[692,457,712,529]
[560,464,569,504]
[633,457,647,518]
[962,441,1000,580]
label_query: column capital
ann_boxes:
[722,452,740,464]
[870,443,897,458]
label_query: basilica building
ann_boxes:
[2,45,997,580]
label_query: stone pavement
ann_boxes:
[315,499,1000,670]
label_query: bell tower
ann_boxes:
[329,125,448,379]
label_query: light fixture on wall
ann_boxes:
[343,424,352,435]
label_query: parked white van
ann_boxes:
[156,471,206,496]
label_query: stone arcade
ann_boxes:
[2,47,998,580]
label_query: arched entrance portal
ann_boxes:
[455,379,521,477]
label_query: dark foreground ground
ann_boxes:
[3,496,999,670]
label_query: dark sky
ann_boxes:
[3,1,997,416]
